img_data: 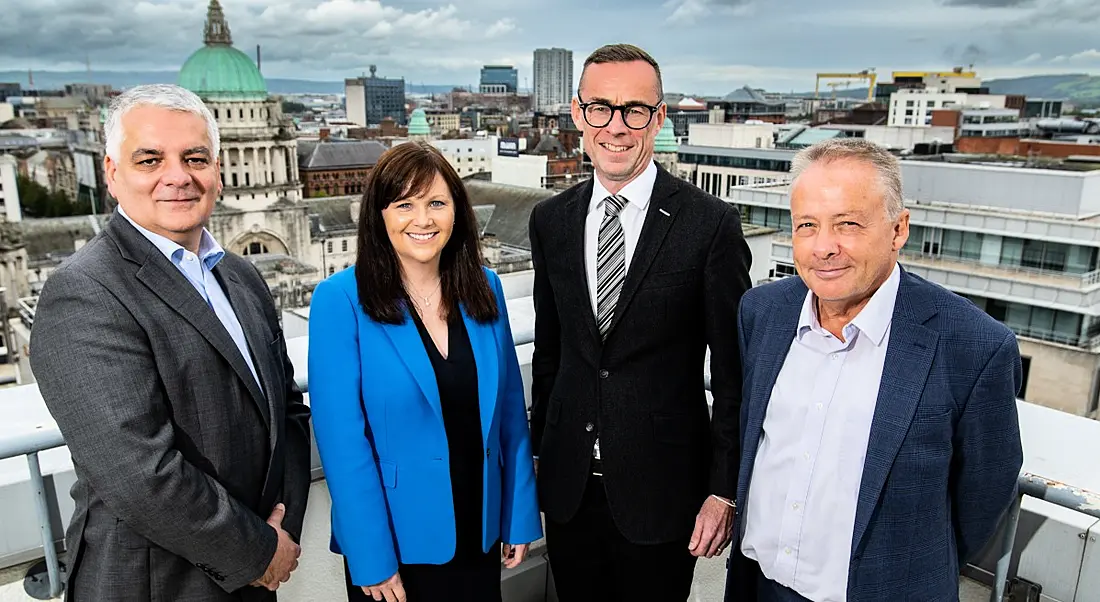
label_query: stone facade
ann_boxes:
[302,168,371,198]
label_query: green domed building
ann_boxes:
[178,0,306,266]
[653,117,680,174]
[407,108,431,140]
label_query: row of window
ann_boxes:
[696,172,781,197]
[326,240,350,253]
[679,153,791,173]
[213,107,267,121]
[905,225,1099,275]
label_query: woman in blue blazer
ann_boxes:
[308,142,541,602]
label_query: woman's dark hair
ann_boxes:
[355,141,498,325]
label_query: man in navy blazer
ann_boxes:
[725,138,1023,602]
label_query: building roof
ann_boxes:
[655,119,679,153]
[465,180,554,249]
[304,195,359,238]
[677,144,797,161]
[678,97,707,110]
[21,214,110,262]
[408,108,431,136]
[297,140,387,170]
[0,118,33,130]
[178,1,267,101]
[784,128,847,148]
[532,135,565,155]
[723,86,772,103]
[299,140,389,170]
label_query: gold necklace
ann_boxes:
[408,279,441,308]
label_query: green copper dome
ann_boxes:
[654,118,679,153]
[408,108,431,136]
[178,1,267,101]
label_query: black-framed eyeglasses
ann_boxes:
[577,95,663,130]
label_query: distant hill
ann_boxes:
[0,70,464,97]
[983,74,1100,104]
[796,73,1100,105]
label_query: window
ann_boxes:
[329,266,335,276]
[327,241,333,253]
[341,240,348,252]
[250,109,255,119]
[232,173,238,187]
[214,108,219,119]
[239,109,244,119]
[906,100,915,107]
[245,173,250,186]
[244,242,268,255]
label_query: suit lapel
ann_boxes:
[850,273,938,555]
[736,285,803,505]
[110,216,272,428]
[380,312,443,423]
[214,265,278,443]
[606,166,680,337]
[462,307,499,444]
[564,180,601,343]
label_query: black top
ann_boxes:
[409,309,485,565]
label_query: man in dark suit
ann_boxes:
[29,84,312,601]
[528,44,752,600]
[725,138,1023,601]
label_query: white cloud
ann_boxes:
[485,18,517,38]
[1017,52,1042,64]
[1070,48,1100,61]
[664,0,752,25]
[1051,55,1068,63]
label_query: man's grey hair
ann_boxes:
[790,138,905,220]
[104,84,219,162]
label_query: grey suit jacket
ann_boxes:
[30,212,312,601]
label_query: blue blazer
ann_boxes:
[728,269,1023,601]
[308,266,542,587]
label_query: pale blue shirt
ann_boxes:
[117,207,262,391]
[741,263,901,602]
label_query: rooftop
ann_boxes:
[297,140,387,171]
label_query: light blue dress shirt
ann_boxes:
[116,207,262,391]
[741,264,901,602]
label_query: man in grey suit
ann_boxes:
[30,84,312,601]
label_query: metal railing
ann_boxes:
[989,472,1100,602]
[0,428,67,598]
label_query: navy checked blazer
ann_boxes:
[725,268,1023,601]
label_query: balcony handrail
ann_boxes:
[990,472,1100,601]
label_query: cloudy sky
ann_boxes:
[1,0,1099,94]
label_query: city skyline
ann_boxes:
[1,0,1100,95]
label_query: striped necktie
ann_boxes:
[596,194,628,339]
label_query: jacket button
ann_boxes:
[486,447,491,458]
[599,369,609,378]
[585,422,594,432]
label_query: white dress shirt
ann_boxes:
[584,160,657,314]
[741,264,901,602]
[583,160,657,460]
[117,206,262,390]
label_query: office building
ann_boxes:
[480,65,518,95]
[345,65,407,127]
[533,48,572,111]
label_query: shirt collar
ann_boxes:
[589,160,658,214]
[797,262,901,347]
[116,205,225,270]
